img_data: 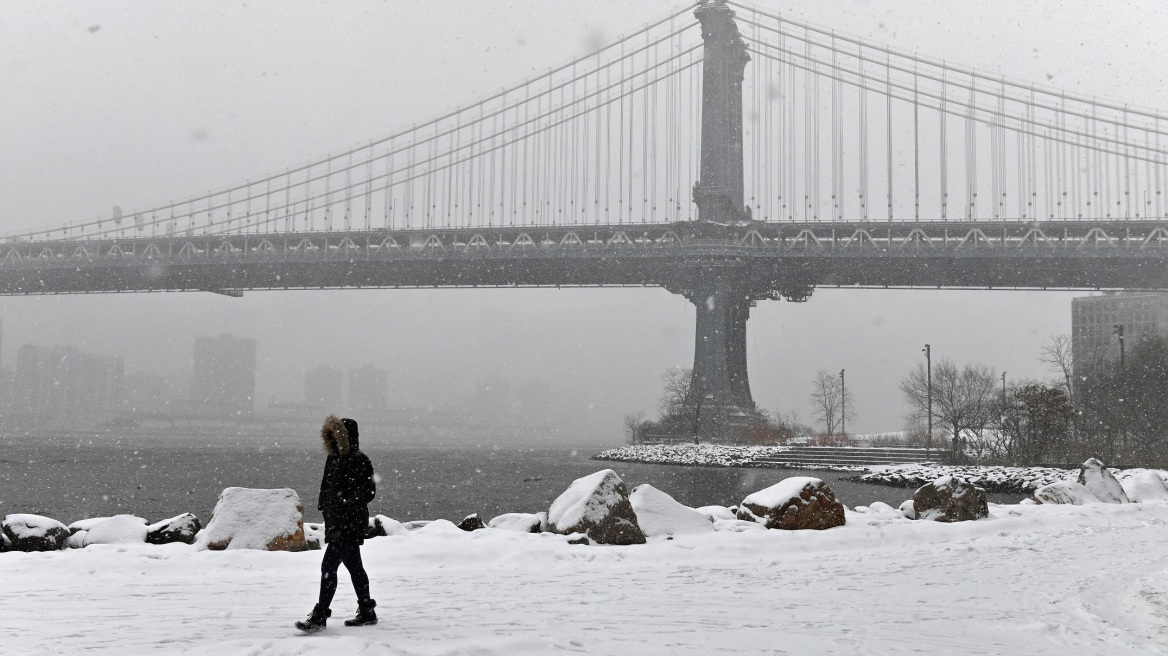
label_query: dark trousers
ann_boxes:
[318,540,371,608]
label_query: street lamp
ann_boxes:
[839,369,846,436]
[923,344,932,460]
[1114,324,1126,370]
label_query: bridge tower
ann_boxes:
[674,0,763,425]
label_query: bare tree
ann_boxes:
[900,358,997,459]
[659,367,708,444]
[1040,334,1075,403]
[623,411,645,444]
[810,370,853,435]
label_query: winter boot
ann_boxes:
[295,604,331,633]
[344,599,378,627]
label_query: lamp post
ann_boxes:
[1114,324,1126,370]
[923,344,932,460]
[839,369,846,436]
[1001,371,1007,409]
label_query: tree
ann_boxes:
[659,367,708,444]
[810,370,853,435]
[900,358,997,460]
[1040,334,1075,404]
[623,411,646,444]
[999,383,1076,464]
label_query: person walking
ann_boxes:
[296,416,378,633]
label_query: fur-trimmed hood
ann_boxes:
[321,415,350,456]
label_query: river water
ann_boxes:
[0,433,1026,526]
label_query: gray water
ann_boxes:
[0,433,1026,526]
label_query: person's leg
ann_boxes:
[318,541,345,609]
[339,542,371,601]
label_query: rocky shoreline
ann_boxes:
[593,444,791,468]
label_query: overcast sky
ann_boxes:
[2,0,1167,441]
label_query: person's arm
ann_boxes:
[317,462,330,512]
[358,454,376,504]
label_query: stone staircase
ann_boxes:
[750,446,946,469]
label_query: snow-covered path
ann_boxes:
[6,504,1168,655]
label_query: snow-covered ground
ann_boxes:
[595,444,789,467]
[7,504,1168,655]
[859,463,1168,494]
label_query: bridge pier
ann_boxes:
[687,283,754,411]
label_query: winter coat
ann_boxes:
[317,415,376,544]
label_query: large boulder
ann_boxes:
[1121,471,1168,503]
[0,529,11,551]
[912,476,989,522]
[146,513,201,545]
[197,487,306,551]
[736,477,846,530]
[2,514,70,551]
[1078,458,1129,503]
[547,469,646,545]
[629,484,714,538]
[1034,480,1102,505]
[84,515,148,546]
[487,512,546,534]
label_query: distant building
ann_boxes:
[305,364,344,410]
[14,345,125,426]
[348,364,388,411]
[1072,292,1168,376]
[192,334,256,415]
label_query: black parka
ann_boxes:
[317,416,376,544]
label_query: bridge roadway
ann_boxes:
[2,220,1168,296]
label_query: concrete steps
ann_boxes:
[751,446,945,468]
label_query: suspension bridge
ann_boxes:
[4,0,1168,416]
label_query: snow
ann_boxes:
[595,444,788,468]
[68,517,113,533]
[694,505,737,521]
[861,463,1079,493]
[487,512,546,533]
[83,515,148,546]
[628,484,714,538]
[1034,480,1102,505]
[373,515,409,537]
[4,514,67,540]
[1121,471,1168,503]
[740,476,823,509]
[6,503,1168,653]
[547,469,628,530]
[195,487,305,551]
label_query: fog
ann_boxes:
[2,0,1166,442]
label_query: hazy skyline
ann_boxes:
[2,1,1167,439]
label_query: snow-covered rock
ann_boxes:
[304,523,324,550]
[402,520,432,531]
[629,484,714,538]
[67,517,111,534]
[65,531,88,549]
[694,505,736,522]
[83,515,148,546]
[2,514,70,551]
[487,512,546,533]
[898,500,915,519]
[712,518,767,533]
[197,487,306,551]
[457,513,487,531]
[1,529,13,551]
[1078,458,1129,503]
[1120,471,1168,503]
[146,513,201,545]
[912,476,989,522]
[374,515,409,537]
[547,469,646,545]
[736,477,846,530]
[1034,480,1102,505]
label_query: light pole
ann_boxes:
[923,344,932,460]
[839,369,846,436]
[1001,371,1007,409]
[1114,324,1126,370]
